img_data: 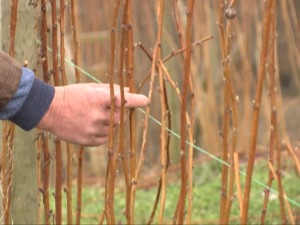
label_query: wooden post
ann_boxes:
[1,1,38,223]
[0,2,2,219]
[0,1,2,46]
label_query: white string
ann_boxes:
[36,40,300,207]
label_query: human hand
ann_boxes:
[37,83,148,146]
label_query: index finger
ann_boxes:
[115,93,149,108]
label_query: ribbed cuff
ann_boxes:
[10,78,55,131]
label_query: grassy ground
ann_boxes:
[49,157,300,224]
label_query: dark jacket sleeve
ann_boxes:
[0,50,55,131]
[9,73,55,130]
[0,50,22,110]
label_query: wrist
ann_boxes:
[37,86,64,132]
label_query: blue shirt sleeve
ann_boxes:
[0,67,35,119]
[0,67,55,131]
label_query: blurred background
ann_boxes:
[56,0,300,181]
[1,0,300,223]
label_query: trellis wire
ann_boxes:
[36,40,300,208]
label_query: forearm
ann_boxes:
[9,69,55,130]
[0,50,55,130]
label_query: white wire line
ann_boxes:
[36,40,300,207]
